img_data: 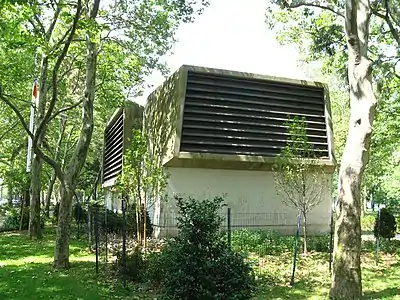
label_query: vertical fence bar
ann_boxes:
[375,208,381,266]
[77,195,80,240]
[94,207,99,274]
[104,200,108,263]
[227,207,231,249]
[329,202,335,274]
[122,198,127,288]
[87,205,92,246]
[290,208,301,287]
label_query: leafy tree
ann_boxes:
[0,0,210,268]
[117,128,168,246]
[273,117,326,254]
[266,0,400,297]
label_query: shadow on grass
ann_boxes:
[363,287,400,299]
[0,260,135,300]
[0,231,89,262]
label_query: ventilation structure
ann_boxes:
[103,109,124,184]
[102,102,144,187]
[179,70,329,158]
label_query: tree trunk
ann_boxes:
[7,182,13,205]
[53,182,74,269]
[330,1,375,299]
[302,211,307,255]
[29,155,43,239]
[45,172,57,217]
[29,56,49,240]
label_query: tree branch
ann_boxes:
[34,0,82,148]
[0,91,63,178]
[0,120,19,140]
[46,6,62,41]
[48,99,83,124]
[33,14,46,35]
[370,5,399,45]
[287,0,344,18]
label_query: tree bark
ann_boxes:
[29,155,43,239]
[45,172,57,217]
[330,1,376,299]
[302,211,307,254]
[53,183,74,269]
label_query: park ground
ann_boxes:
[0,230,399,300]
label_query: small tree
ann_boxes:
[273,116,326,254]
[117,128,168,246]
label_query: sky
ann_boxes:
[135,0,307,105]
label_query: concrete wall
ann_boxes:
[151,167,333,237]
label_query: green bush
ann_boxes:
[149,196,255,300]
[306,234,331,253]
[2,207,23,231]
[80,204,153,238]
[231,230,332,255]
[362,214,376,232]
[115,245,146,282]
[361,239,400,253]
[374,208,397,239]
[73,203,87,224]
[231,230,293,255]
[1,206,43,232]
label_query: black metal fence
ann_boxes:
[71,204,335,287]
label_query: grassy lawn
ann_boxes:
[0,231,399,299]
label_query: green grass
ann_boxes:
[0,230,153,300]
[0,231,399,299]
[254,252,400,299]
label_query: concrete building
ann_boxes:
[143,65,336,237]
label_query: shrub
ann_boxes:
[361,214,376,232]
[306,234,330,253]
[73,202,87,224]
[1,207,22,231]
[231,230,293,255]
[76,203,153,238]
[374,208,397,239]
[1,206,43,232]
[150,196,255,300]
[230,230,331,255]
[115,245,146,282]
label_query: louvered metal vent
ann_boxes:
[180,70,329,158]
[103,110,124,183]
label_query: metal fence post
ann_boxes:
[122,198,127,288]
[375,208,381,266]
[94,206,99,274]
[105,201,108,263]
[290,208,301,287]
[329,203,335,274]
[227,207,231,249]
[77,195,80,240]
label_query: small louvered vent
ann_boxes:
[180,71,329,158]
[103,111,124,183]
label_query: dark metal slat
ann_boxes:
[187,71,325,93]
